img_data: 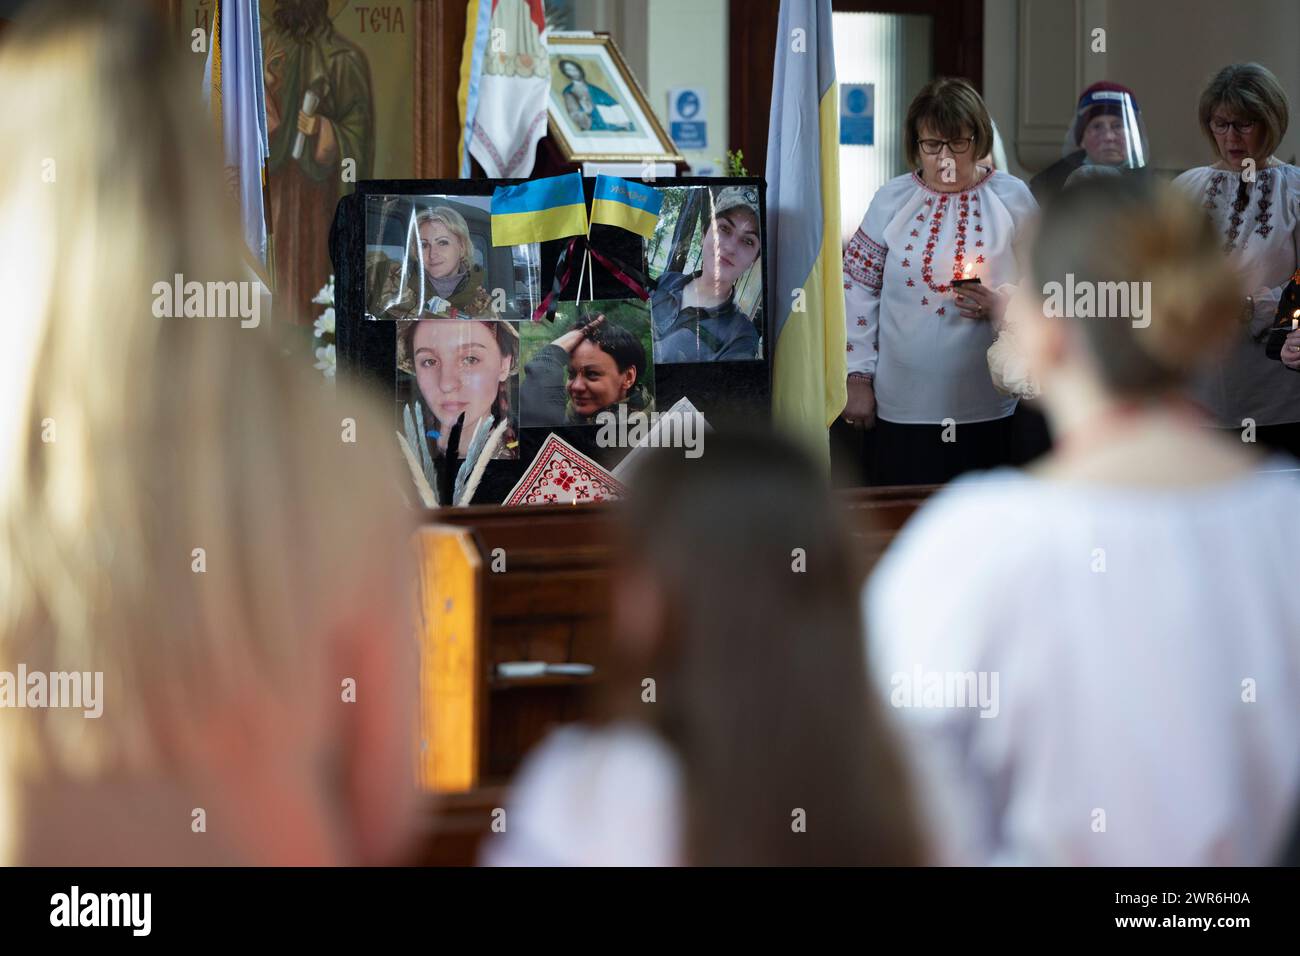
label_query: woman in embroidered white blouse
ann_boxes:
[1172,63,1300,458]
[842,78,1039,485]
[868,178,1300,866]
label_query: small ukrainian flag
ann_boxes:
[491,172,589,246]
[589,174,663,240]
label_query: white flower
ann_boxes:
[313,306,336,338]
[312,275,335,307]
[314,343,336,378]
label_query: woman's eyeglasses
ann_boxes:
[1209,118,1256,135]
[918,137,975,155]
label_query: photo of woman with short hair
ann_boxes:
[520,307,655,426]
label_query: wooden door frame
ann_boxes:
[729,0,984,179]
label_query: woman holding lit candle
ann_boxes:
[868,177,1300,865]
[1284,324,1300,371]
[1172,63,1300,457]
[841,77,1038,485]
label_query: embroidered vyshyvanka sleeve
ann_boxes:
[844,184,904,376]
[1244,168,1300,340]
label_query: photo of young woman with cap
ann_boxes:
[650,185,763,364]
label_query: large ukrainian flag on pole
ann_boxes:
[766,0,846,468]
[202,0,271,274]
[491,172,589,246]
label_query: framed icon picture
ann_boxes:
[546,33,683,165]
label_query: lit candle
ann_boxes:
[1292,309,1299,331]
[952,262,981,288]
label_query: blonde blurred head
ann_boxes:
[1014,176,1242,400]
[0,0,415,864]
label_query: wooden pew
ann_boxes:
[413,485,937,864]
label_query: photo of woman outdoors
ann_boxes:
[648,185,764,363]
[397,319,520,472]
[519,301,655,426]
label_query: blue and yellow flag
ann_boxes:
[202,0,271,274]
[765,0,846,469]
[590,174,663,239]
[491,172,588,246]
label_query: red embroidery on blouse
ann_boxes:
[844,226,886,297]
[917,191,980,294]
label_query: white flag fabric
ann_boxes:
[468,0,550,179]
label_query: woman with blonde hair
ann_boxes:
[0,0,417,865]
[868,177,1300,865]
[368,203,493,319]
[1173,63,1300,457]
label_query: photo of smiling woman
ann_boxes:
[397,319,520,467]
[368,203,494,319]
[649,185,764,363]
[519,304,655,426]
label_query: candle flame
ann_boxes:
[1292,309,1299,318]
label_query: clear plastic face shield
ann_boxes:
[1062,90,1148,170]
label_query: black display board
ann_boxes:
[330,176,771,505]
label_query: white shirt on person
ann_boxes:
[864,461,1300,865]
[479,722,682,866]
[1173,163,1300,427]
[844,168,1038,424]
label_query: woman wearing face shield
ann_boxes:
[1029,82,1149,206]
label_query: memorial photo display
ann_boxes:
[333,177,770,507]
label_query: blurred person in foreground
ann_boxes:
[0,0,416,865]
[483,431,925,866]
[867,176,1300,866]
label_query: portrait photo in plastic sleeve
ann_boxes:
[364,194,542,320]
[647,184,764,364]
[396,318,522,510]
[518,299,655,428]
